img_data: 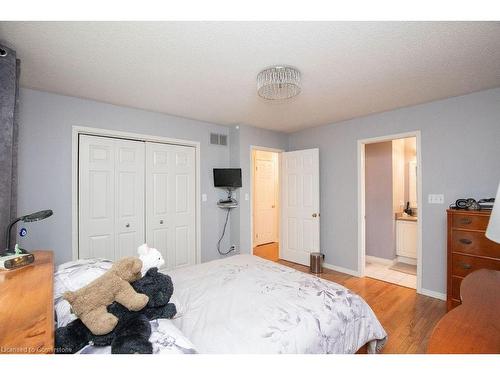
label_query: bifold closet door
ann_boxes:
[79,135,145,260]
[146,142,196,270]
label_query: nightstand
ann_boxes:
[0,251,54,354]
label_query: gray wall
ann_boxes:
[17,88,233,265]
[229,125,289,253]
[16,86,500,296]
[289,88,500,295]
[365,142,394,260]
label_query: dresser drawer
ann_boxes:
[452,253,500,278]
[451,276,463,300]
[451,230,500,257]
[452,213,490,231]
[449,299,461,309]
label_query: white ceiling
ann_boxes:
[1,22,500,133]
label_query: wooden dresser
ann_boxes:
[428,269,500,353]
[447,209,500,311]
[0,251,54,354]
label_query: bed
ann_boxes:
[54,254,387,354]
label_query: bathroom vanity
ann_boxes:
[396,215,417,261]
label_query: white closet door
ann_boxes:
[79,135,145,260]
[114,139,145,258]
[79,135,116,259]
[146,142,196,270]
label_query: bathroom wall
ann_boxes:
[365,141,395,260]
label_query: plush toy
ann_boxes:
[55,267,177,354]
[63,257,149,335]
[137,244,165,276]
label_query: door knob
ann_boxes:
[125,223,130,228]
[312,213,317,218]
[272,205,275,208]
[160,219,164,224]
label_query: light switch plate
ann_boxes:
[428,194,444,204]
[245,193,249,201]
[202,193,207,202]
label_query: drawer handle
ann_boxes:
[459,262,472,270]
[459,238,472,245]
[459,218,472,225]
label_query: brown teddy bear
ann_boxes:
[64,257,149,335]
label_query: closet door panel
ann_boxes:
[114,139,145,259]
[79,135,116,259]
[170,145,196,269]
[146,142,196,270]
[175,226,189,267]
[146,143,173,266]
[79,135,145,261]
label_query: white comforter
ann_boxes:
[168,254,387,354]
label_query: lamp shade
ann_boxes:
[486,182,500,244]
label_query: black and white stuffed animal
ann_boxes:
[55,267,176,354]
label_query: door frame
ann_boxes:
[357,130,423,293]
[249,145,284,256]
[71,126,201,264]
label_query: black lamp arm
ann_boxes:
[5,217,22,253]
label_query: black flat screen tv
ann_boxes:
[213,168,242,189]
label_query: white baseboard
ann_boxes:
[396,256,417,265]
[323,262,361,277]
[365,255,395,266]
[419,288,446,301]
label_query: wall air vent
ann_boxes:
[219,134,227,146]
[210,133,228,146]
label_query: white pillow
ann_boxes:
[54,258,113,327]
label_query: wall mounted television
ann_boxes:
[213,168,242,189]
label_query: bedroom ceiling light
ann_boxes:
[257,65,301,100]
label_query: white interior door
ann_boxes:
[146,142,196,270]
[253,150,279,246]
[79,135,145,260]
[114,139,145,258]
[281,148,320,265]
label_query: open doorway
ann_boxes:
[359,133,421,290]
[251,149,280,261]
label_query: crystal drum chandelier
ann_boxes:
[257,65,301,100]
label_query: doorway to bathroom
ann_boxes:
[358,132,422,291]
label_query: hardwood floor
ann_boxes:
[254,243,447,354]
[253,242,279,261]
[279,259,446,353]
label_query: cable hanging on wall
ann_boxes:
[213,169,241,256]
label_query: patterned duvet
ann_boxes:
[55,254,386,354]
[167,254,387,353]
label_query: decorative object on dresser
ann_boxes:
[446,209,500,311]
[428,269,500,354]
[0,251,54,354]
[2,209,53,270]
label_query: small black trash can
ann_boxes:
[310,252,325,274]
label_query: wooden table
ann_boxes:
[427,269,500,353]
[0,251,54,354]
